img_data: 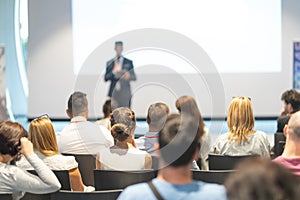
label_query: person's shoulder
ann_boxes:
[1,163,27,179]
[16,155,33,170]
[273,155,285,163]
[58,124,73,135]
[274,156,300,163]
[85,121,106,131]
[129,147,148,155]
[118,182,155,200]
[43,154,78,170]
[216,132,229,142]
[194,181,227,199]
[253,130,268,139]
[135,136,146,148]
[106,58,114,65]
[123,57,133,63]
[97,124,113,135]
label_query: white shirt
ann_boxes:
[17,152,78,171]
[98,147,148,170]
[57,116,114,154]
[96,118,111,130]
[200,127,211,160]
[0,154,61,199]
[213,130,270,157]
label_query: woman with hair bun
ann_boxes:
[96,107,152,170]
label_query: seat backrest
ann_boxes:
[27,170,71,190]
[208,154,257,170]
[274,132,286,157]
[192,170,235,184]
[94,170,157,190]
[50,189,122,200]
[0,194,12,200]
[151,156,159,170]
[22,193,51,200]
[62,154,96,186]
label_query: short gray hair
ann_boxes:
[67,91,88,116]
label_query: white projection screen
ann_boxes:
[28,0,298,119]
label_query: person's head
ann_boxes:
[110,107,136,142]
[66,91,88,119]
[0,121,28,161]
[102,99,112,118]
[29,117,58,156]
[175,96,205,138]
[227,96,254,144]
[281,89,300,114]
[146,102,170,132]
[283,111,300,142]
[225,158,300,200]
[115,41,123,57]
[158,114,201,167]
[277,115,290,132]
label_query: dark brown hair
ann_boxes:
[159,114,201,167]
[175,96,205,138]
[281,89,300,113]
[110,107,136,142]
[0,121,28,160]
[102,99,112,118]
[225,158,300,200]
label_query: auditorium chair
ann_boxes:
[94,170,157,190]
[192,170,234,184]
[151,155,159,170]
[208,154,258,170]
[50,189,122,200]
[27,170,71,190]
[62,153,96,186]
[22,170,70,200]
[274,132,286,157]
[0,194,12,200]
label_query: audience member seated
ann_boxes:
[135,102,169,155]
[0,121,61,199]
[57,91,114,154]
[176,96,211,170]
[225,158,300,200]
[118,114,227,200]
[277,89,300,133]
[279,89,300,116]
[273,111,300,176]
[277,115,291,133]
[96,99,113,130]
[96,107,152,170]
[213,96,270,157]
[17,116,94,192]
[272,115,290,157]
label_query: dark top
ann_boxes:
[104,57,136,107]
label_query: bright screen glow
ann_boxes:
[72,0,281,74]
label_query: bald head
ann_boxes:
[287,111,300,139]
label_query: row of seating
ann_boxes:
[63,153,255,186]
[27,169,234,191]
[14,169,233,200]
[2,154,255,199]
[0,189,122,200]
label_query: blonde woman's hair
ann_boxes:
[227,96,254,144]
[29,117,59,156]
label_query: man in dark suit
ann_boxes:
[104,41,136,108]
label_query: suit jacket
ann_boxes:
[104,57,136,107]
